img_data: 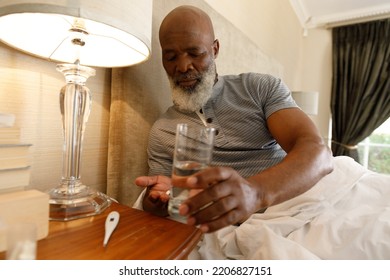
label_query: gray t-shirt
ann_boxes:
[147,73,298,178]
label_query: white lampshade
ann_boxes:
[0,0,152,67]
[292,91,319,115]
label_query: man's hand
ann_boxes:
[134,175,172,216]
[174,167,263,233]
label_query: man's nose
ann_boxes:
[176,56,194,73]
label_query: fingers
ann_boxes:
[149,190,170,203]
[135,175,171,190]
[134,175,166,187]
[171,166,233,189]
[136,168,257,233]
[181,170,235,214]
[181,181,241,232]
[184,199,243,233]
[197,210,242,233]
[179,168,258,233]
[134,176,156,187]
[135,175,172,204]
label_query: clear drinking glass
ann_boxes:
[168,123,216,222]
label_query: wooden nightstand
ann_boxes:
[0,202,202,260]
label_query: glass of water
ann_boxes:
[168,123,216,222]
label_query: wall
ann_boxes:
[204,0,333,140]
[301,29,332,141]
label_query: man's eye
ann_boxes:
[165,54,176,61]
[190,52,202,58]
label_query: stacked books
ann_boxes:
[0,113,32,194]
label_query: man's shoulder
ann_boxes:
[156,106,182,122]
[151,107,176,126]
[151,106,188,132]
[220,72,280,86]
[221,72,276,80]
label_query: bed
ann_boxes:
[186,156,390,259]
[123,1,390,260]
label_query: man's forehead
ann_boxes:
[162,29,203,40]
[160,30,209,48]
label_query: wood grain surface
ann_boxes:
[0,202,202,260]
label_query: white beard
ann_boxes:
[168,62,216,113]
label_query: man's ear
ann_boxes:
[213,39,220,58]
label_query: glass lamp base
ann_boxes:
[48,63,111,221]
[48,184,112,221]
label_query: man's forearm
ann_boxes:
[248,140,333,210]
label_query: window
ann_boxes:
[358,119,390,174]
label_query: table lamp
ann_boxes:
[0,0,152,221]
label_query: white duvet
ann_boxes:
[134,156,390,259]
[192,156,390,259]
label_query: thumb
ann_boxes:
[134,176,157,188]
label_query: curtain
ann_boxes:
[331,19,390,160]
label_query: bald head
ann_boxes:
[158,5,219,112]
[159,5,215,46]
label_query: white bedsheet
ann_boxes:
[133,156,390,259]
[193,156,390,259]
